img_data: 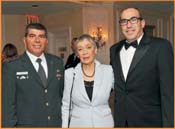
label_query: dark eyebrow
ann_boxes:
[27,33,47,39]
[28,33,36,36]
[39,34,47,38]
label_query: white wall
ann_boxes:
[2,15,26,55]
[82,4,115,64]
[47,27,71,64]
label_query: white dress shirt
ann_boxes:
[26,51,48,78]
[120,34,143,80]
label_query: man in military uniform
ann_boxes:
[2,23,64,127]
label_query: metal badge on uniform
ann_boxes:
[56,69,62,80]
[16,71,29,80]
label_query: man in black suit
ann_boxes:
[110,7,174,127]
[65,37,80,69]
[2,23,64,127]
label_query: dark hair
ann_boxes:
[120,7,143,19]
[2,43,18,61]
[24,23,48,38]
[76,34,97,48]
[71,37,78,45]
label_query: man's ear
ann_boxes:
[46,38,48,45]
[141,19,146,29]
[23,37,27,49]
[95,48,97,54]
[23,37,26,45]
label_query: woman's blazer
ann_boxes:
[62,60,114,127]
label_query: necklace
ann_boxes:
[82,64,95,77]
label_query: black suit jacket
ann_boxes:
[2,52,64,127]
[65,53,80,69]
[110,34,174,127]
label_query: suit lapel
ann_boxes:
[127,34,151,76]
[116,50,125,83]
[75,62,104,103]
[20,52,44,87]
[75,64,91,102]
[45,54,55,87]
[114,41,126,83]
[92,61,101,102]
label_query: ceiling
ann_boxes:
[2,1,83,15]
[2,1,174,15]
[115,1,174,15]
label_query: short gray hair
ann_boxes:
[76,34,97,48]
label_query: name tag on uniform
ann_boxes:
[16,71,28,75]
[16,71,29,80]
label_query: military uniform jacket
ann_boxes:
[2,52,64,127]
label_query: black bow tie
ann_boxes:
[124,40,138,50]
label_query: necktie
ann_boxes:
[124,40,138,50]
[36,58,47,87]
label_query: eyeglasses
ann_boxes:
[119,17,143,26]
